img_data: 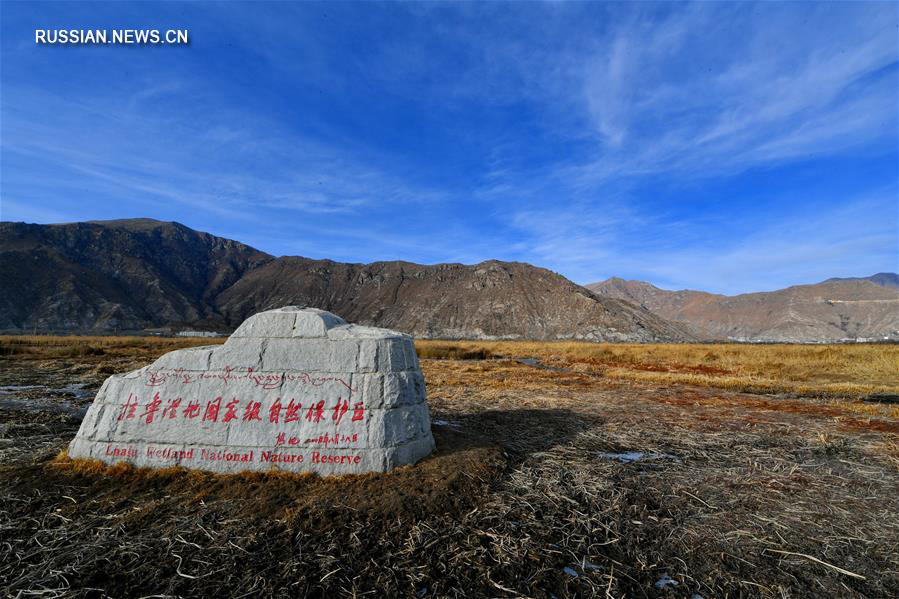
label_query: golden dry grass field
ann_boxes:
[416,340,899,400]
[1,336,898,597]
[3,335,897,398]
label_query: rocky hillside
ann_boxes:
[0,219,695,341]
[824,273,899,288]
[588,276,899,342]
[214,257,694,341]
[0,220,270,332]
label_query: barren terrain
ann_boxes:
[1,337,898,597]
[588,276,899,342]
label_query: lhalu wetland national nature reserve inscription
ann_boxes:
[67,307,436,475]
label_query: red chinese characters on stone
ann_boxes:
[117,395,366,428]
[284,399,302,423]
[269,399,282,423]
[243,401,262,422]
[306,432,359,446]
[275,432,303,447]
[118,394,139,421]
[331,399,348,424]
[162,398,182,419]
[183,400,201,419]
[222,398,240,423]
[203,397,222,422]
[142,393,162,424]
[306,400,325,423]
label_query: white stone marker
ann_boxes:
[68,307,436,475]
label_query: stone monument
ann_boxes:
[67,307,436,475]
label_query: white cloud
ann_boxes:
[570,3,898,182]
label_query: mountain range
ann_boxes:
[3,218,895,342]
[0,219,694,342]
[588,276,899,342]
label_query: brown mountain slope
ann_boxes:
[588,277,899,342]
[0,219,695,341]
[215,257,695,341]
[0,220,272,331]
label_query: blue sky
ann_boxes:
[1,1,896,294]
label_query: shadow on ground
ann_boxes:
[439,407,604,461]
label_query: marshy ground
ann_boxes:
[1,336,898,597]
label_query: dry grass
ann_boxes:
[0,334,225,358]
[416,340,899,399]
[2,340,899,597]
[6,335,895,400]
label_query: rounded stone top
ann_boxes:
[227,306,408,341]
[230,306,348,338]
[150,306,414,371]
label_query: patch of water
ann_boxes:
[0,382,95,402]
[655,574,679,589]
[59,383,94,400]
[598,451,676,463]
[0,385,43,394]
[0,381,95,415]
[515,358,566,372]
[0,397,87,416]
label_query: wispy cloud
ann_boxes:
[1,81,452,242]
[571,3,898,180]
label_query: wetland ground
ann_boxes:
[1,337,897,597]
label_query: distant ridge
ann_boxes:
[824,273,899,289]
[588,275,899,342]
[0,219,695,341]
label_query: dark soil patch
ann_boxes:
[865,393,899,404]
[654,389,899,434]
